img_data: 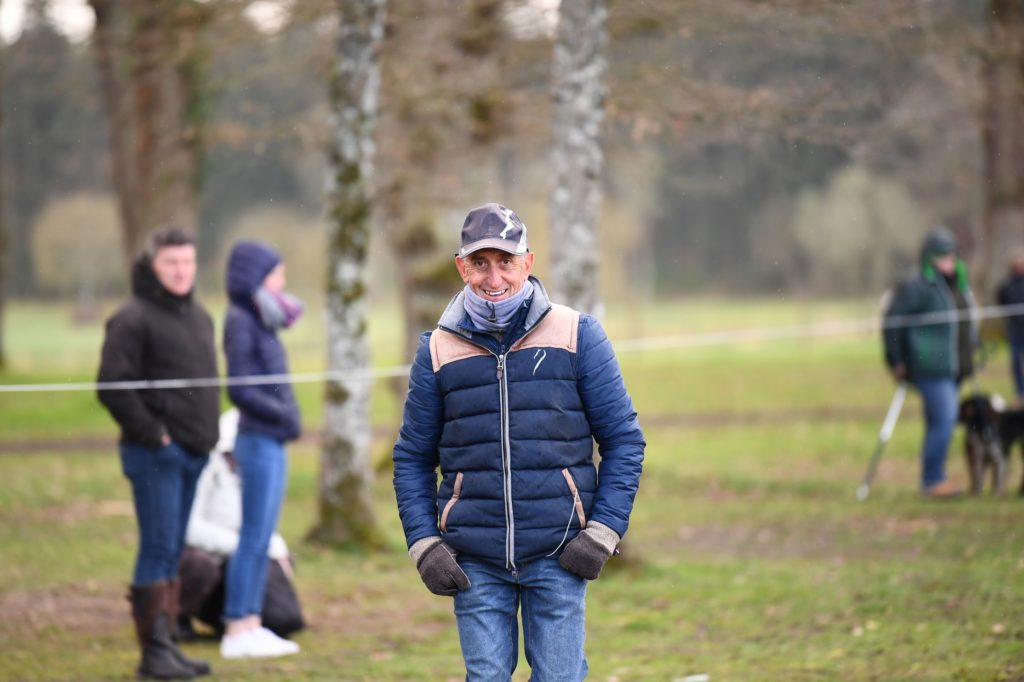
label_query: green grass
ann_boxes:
[1,298,1024,680]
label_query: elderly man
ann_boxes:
[393,203,645,680]
[98,226,220,680]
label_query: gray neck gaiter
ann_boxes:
[463,279,534,332]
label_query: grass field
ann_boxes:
[1,298,1023,681]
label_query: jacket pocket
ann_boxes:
[561,468,586,529]
[440,472,464,533]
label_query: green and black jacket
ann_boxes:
[882,254,977,382]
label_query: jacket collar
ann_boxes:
[438,275,553,345]
[131,256,193,313]
[922,256,970,289]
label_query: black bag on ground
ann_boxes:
[178,548,305,639]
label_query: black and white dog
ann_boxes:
[958,393,1011,495]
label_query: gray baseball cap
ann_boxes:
[458,203,529,257]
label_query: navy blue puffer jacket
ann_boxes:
[224,241,301,442]
[393,277,645,569]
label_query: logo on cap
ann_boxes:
[459,203,529,257]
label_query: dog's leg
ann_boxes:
[992,443,1008,494]
[967,434,983,495]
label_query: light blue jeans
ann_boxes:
[915,377,958,489]
[223,432,287,620]
[454,557,588,682]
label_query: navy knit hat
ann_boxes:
[226,240,281,300]
[458,203,529,257]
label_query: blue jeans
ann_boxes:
[120,441,207,586]
[1010,340,1024,398]
[454,557,588,682]
[224,432,287,620]
[914,377,958,489]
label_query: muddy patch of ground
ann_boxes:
[0,583,126,638]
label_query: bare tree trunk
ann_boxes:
[379,197,456,366]
[309,0,386,547]
[549,0,607,316]
[88,0,206,265]
[378,0,511,367]
[979,0,1024,290]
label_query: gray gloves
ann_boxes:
[558,521,620,580]
[409,537,471,596]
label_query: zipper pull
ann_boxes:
[496,354,505,381]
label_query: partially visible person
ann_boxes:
[220,241,303,660]
[996,248,1024,401]
[883,226,977,498]
[97,226,219,680]
[178,409,305,641]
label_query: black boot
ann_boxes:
[129,584,195,680]
[166,579,212,676]
[176,615,197,642]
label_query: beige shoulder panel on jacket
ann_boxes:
[429,329,490,373]
[429,304,581,373]
[513,304,579,354]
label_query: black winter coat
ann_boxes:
[97,259,220,454]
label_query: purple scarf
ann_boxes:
[253,286,304,330]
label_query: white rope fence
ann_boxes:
[1,303,1021,394]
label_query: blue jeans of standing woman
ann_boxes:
[224,432,288,620]
[914,377,959,489]
[120,441,207,586]
[454,556,588,682]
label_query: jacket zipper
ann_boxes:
[439,305,553,574]
[496,352,516,572]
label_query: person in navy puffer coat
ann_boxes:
[220,240,304,660]
[393,203,645,681]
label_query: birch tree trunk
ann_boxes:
[979,0,1024,290]
[309,0,386,547]
[88,0,207,265]
[549,0,608,316]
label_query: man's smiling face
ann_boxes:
[455,248,535,302]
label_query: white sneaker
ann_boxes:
[220,627,300,659]
[253,627,300,655]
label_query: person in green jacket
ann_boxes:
[882,226,976,497]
